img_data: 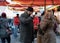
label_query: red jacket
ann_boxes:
[33,16,39,30]
[14,16,20,25]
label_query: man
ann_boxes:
[13,14,20,38]
[20,7,34,43]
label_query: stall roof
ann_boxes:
[0,1,9,6]
[12,0,60,6]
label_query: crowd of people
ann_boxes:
[0,7,60,43]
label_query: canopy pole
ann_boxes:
[44,0,46,11]
[51,0,54,5]
[30,0,34,7]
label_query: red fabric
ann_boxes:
[33,16,39,30]
[14,16,20,25]
[13,0,60,6]
[0,1,9,6]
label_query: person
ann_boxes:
[40,10,56,43]
[33,12,39,38]
[0,12,11,43]
[13,14,20,38]
[20,7,34,43]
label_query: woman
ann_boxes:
[0,12,11,43]
[40,10,56,43]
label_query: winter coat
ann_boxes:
[40,15,56,43]
[20,12,34,43]
[0,18,9,38]
[33,16,39,30]
[14,16,20,25]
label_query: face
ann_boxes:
[47,12,51,19]
[27,11,33,15]
[45,11,52,19]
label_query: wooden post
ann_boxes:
[51,0,54,5]
[30,0,34,7]
[44,0,46,11]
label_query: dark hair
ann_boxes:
[17,14,19,16]
[35,12,37,15]
[48,10,54,15]
[26,7,34,12]
[1,12,6,18]
[41,11,45,16]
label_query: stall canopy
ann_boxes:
[8,0,60,11]
[0,2,9,6]
[0,0,9,6]
[13,0,60,6]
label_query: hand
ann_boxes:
[30,14,35,18]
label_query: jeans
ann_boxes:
[13,25,18,38]
[1,36,11,43]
